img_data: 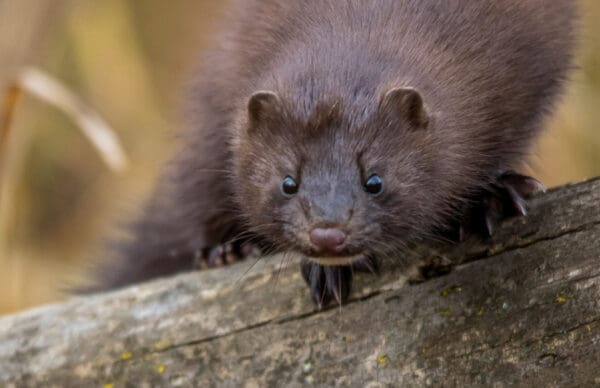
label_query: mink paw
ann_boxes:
[461,171,545,239]
[195,241,257,270]
[300,256,378,308]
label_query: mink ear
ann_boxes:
[380,87,429,129]
[247,91,280,129]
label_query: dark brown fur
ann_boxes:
[92,1,577,293]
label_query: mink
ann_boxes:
[90,0,577,307]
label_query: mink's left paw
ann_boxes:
[300,256,378,308]
[462,171,545,238]
[300,259,352,308]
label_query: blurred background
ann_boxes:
[0,0,598,314]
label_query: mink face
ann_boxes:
[232,89,453,265]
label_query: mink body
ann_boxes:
[93,1,577,305]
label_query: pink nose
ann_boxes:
[309,228,347,253]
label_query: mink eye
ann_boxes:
[364,174,384,195]
[281,176,299,197]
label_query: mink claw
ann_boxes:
[305,261,329,307]
[300,259,353,308]
[484,211,495,237]
[484,197,502,237]
[207,245,225,267]
[224,243,239,265]
[324,266,352,304]
[195,241,256,270]
[505,185,527,216]
[499,172,546,197]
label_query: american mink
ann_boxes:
[92,1,577,307]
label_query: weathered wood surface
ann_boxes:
[1,178,599,387]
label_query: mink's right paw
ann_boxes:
[195,241,258,270]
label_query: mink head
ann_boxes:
[231,86,456,265]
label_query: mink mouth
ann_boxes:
[295,243,368,266]
[305,254,365,266]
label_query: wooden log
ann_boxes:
[1,178,599,387]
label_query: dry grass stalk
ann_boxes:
[15,67,129,172]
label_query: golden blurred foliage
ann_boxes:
[531,0,600,185]
[0,0,598,314]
